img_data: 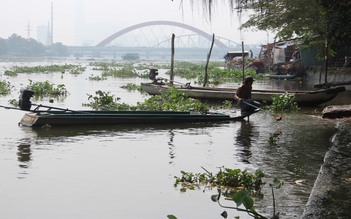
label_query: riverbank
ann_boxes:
[302,122,351,218]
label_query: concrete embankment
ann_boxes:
[305,68,351,91]
[302,123,351,218]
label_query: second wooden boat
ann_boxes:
[141,82,345,106]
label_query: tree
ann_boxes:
[179,0,351,51]
[6,34,46,56]
[320,0,351,49]
[0,38,8,55]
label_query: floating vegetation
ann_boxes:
[83,90,133,111]
[138,69,150,79]
[26,80,68,97]
[174,167,265,195]
[165,61,264,86]
[120,83,143,92]
[0,80,12,95]
[173,166,270,219]
[172,61,206,79]
[4,70,18,77]
[4,64,86,75]
[136,87,209,113]
[133,63,152,70]
[101,65,140,78]
[268,130,282,146]
[8,99,18,107]
[84,87,210,113]
[88,74,107,81]
[197,68,261,86]
[87,61,265,86]
[269,93,299,112]
[210,178,283,219]
[89,61,123,70]
[68,65,86,75]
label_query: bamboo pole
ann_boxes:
[203,33,215,87]
[170,33,175,84]
[242,41,245,83]
[324,38,328,84]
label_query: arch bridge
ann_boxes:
[95,20,238,49]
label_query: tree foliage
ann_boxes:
[181,0,351,50]
[0,34,68,57]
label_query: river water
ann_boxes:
[1,58,350,219]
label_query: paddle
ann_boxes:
[242,100,282,121]
[0,103,91,114]
[0,104,27,111]
[31,104,92,114]
[242,100,262,111]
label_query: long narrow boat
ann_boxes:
[267,74,297,80]
[141,82,345,106]
[19,108,256,127]
[14,89,257,128]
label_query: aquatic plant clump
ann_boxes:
[26,80,68,97]
[101,65,140,78]
[89,61,123,69]
[120,83,143,92]
[174,167,265,194]
[197,68,262,86]
[84,90,133,111]
[5,64,86,75]
[0,80,12,95]
[166,61,264,86]
[84,88,210,113]
[269,92,299,112]
[88,74,107,81]
[136,87,209,113]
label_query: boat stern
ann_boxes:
[19,113,40,127]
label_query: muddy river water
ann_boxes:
[1,58,350,219]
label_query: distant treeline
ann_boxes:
[0,34,68,57]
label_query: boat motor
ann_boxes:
[19,89,34,111]
[149,68,158,82]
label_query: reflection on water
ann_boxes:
[168,130,175,164]
[16,144,31,179]
[235,121,255,163]
[28,122,228,138]
[17,144,31,166]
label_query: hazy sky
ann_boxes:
[0,0,274,46]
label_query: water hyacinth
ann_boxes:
[84,87,210,113]
[0,80,12,95]
[26,80,68,97]
[269,93,299,112]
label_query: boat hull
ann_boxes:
[141,83,345,106]
[19,110,251,127]
[267,74,297,80]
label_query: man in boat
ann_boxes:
[234,76,260,115]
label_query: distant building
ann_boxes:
[36,25,49,46]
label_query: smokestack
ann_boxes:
[51,2,53,45]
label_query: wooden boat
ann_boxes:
[141,82,345,106]
[19,107,256,127]
[14,89,257,127]
[267,74,297,80]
